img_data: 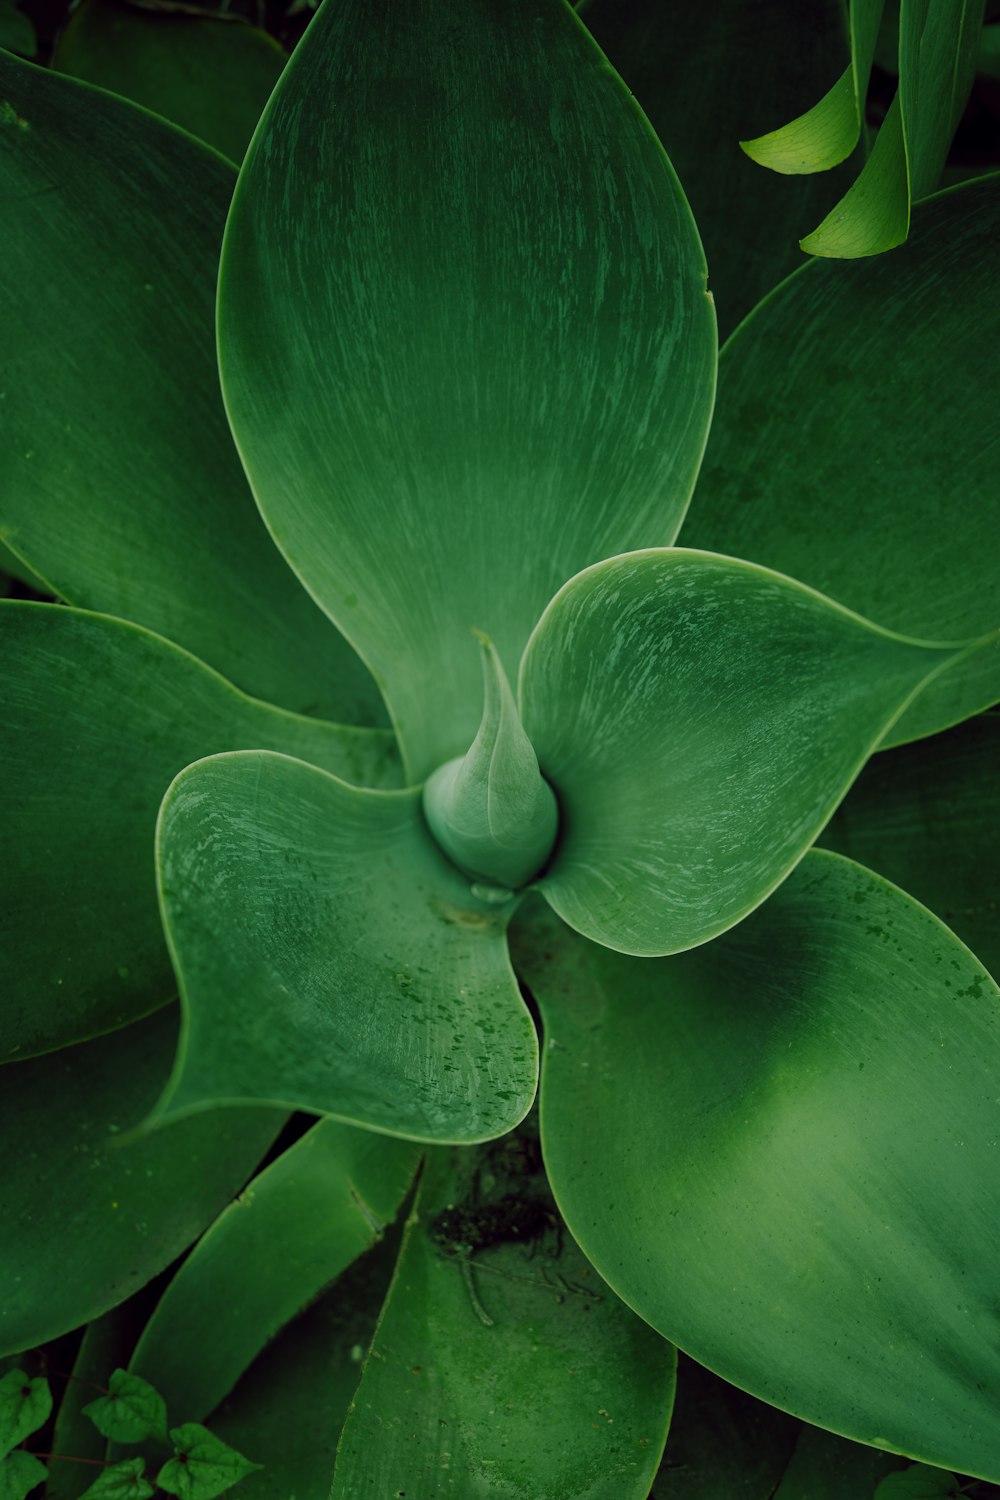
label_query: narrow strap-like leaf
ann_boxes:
[511,851,1000,1480]
[218,0,716,782]
[154,751,537,1141]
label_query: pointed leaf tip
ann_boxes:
[423,634,558,891]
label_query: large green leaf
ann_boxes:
[218,0,716,782]
[54,0,285,164]
[578,0,853,338]
[511,852,1000,1479]
[128,1119,418,1421]
[0,1008,283,1354]
[0,52,382,724]
[0,603,398,1063]
[519,549,969,955]
[822,712,1000,977]
[331,1130,674,1498]
[155,750,537,1141]
[684,175,1000,745]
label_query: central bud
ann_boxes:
[423,631,559,892]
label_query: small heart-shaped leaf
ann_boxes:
[158,1425,261,1500]
[78,1457,156,1500]
[0,1448,48,1500]
[0,1370,50,1456]
[83,1369,168,1444]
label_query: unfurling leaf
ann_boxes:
[83,1368,168,1444]
[158,1424,261,1499]
[0,1370,51,1456]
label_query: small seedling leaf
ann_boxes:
[874,1465,959,1499]
[83,1369,168,1444]
[78,1458,156,1499]
[0,1370,51,1456]
[0,1448,48,1500]
[158,1424,262,1500]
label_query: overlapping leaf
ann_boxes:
[519,549,970,954]
[129,1119,418,1420]
[512,852,1000,1479]
[217,0,716,781]
[684,174,1000,744]
[0,604,398,1062]
[155,751,537,1140]
[0,1008,283,1353]
[0,52,381,723]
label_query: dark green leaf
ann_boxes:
[158,1425,261,1500]
[78,1458,155,1500]
[332,1128,674,1499]
[512,851,1000,1479]
[47,1301,147,1500]
[0,53,382,724]
[0,0,35,55]
[873,1465,959,1498]
[0,603,398,1062]
[684,175,1000,745]
[83,1370,167,1445]
[0,1370,50,1455]
[128,1120,419,1421]
[218,0,716,781]
[771,1420,906,1496]
[0,1008,283,1355]
[0,1449,47,1500]
[155,751,537,1141]
[520,549,970,954]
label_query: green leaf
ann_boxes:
[873,1465,959,1498]
[158,1425,261,1500]
[0,1008,284,1355]
[78,1458,155,1500]
[0,53,382,724]
[772,1421,906,1497]
[822,712,1000,977]
[0,1449,47,1500]
[332,1128,674,1499]
[741,0,885,172]
[0,1370,50,1455]
[154,750,537,1141]
[83,1370,168,1445]
[511,851,1000,1479]
[54,0,285,164]
[684,175,1000,746]
[579,0,854,337]
[0,603,398,1063]
[128,1119,419,1421]
[208,1237,401,1500]
[47,1302,146,1500]
[217,0,716,782]
[800,0,985,256]
[520,549,970,955]
[0,0,35,55]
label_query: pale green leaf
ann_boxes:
[218,0,716,782]
[0,603,398,1063]
[683,175,1000,745]
[511,851,1000,1479]
[78,1458,155,1500]
[332,1127,674,1499]
[54,0,284,163]
[741,0,885,172]
[519,549,970,955]
[128,1119,418,1421]
[154,751,537,1142]
[0,1371,50,1456]
[0,1449,47,1500]
[0,1008,283,1355]
[0,52,382,723]
[83,1370,168,1445]
[158,1425,261,1500]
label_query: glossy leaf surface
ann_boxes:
[822,712,1000,976]
[54,0,284,163]
[129,1119,418,1421]
[0,1008,283,1354]
[156,751,537,1140]
[0,604,398,1063]
[579,0,853,337]
[0,52,381,723]
[332,1133,674,1499]
[512,852,1000,1479]
[218,0,716,780]
[685,176,1000,744]
[520,549,964,954]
